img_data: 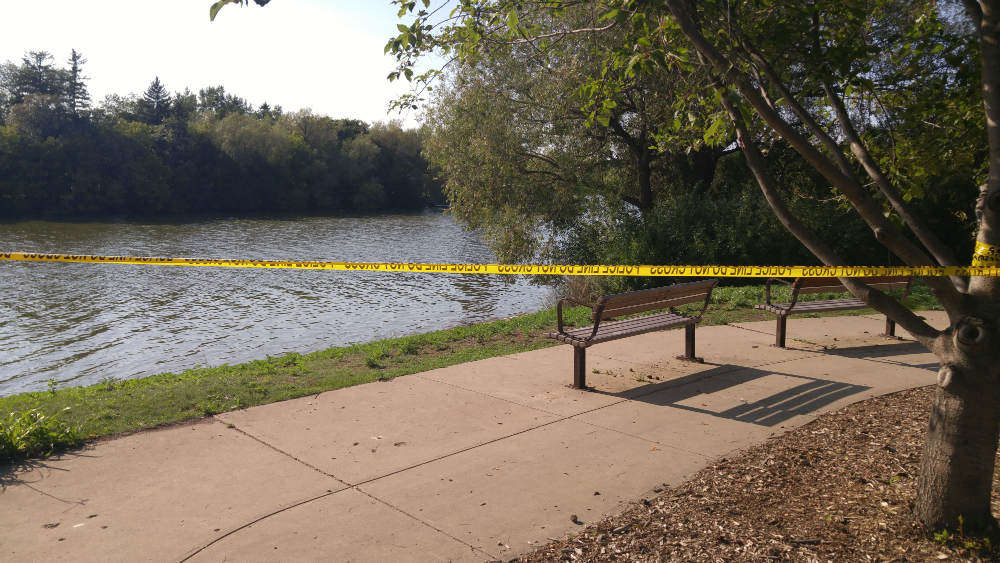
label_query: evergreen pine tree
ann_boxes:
[64,49,91,118]
[12,51,62,104]
[138,77,170,125]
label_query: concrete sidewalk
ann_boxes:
[1,313,947,562]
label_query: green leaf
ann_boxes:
[625,54,643,77]
[209,0,241,21]
[703,115,725,144]
[637,37,652,48]
[507,10,518,30]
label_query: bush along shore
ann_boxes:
[0,280,941,464]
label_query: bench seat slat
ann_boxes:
[756,298,873,315]
[547,311,697,347]
[600,284,715,307]
[757,276,911,348]
[796,276,910,295]
[546,279,718,388]
[594,282,716,321]
[597,294,712,320]
[798,283,908,295]
[599,279,717,303]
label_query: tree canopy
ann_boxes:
[0,50,436,218]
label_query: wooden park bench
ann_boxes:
[545,279,719,389]
[755,276,912,348]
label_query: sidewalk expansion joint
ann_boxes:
[223,420,351,487]
[568,417,711,459]
[350,416,570,490]
[351,485,494,560]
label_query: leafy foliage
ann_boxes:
[0,54,436,218]
[409,1,979,297]
[0,406,82,463]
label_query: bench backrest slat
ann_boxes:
[593,279,717,321]
[796,276,911,295]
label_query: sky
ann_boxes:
[1,0,430,127]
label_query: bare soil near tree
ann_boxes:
[513,386,1000,563]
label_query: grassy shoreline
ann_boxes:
[0,280,941,463]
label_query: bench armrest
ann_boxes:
[693,283,717,319]
[556,297,592,333]
[764,278,793,306]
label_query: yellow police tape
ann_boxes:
[1,252,998,277]
[972,241,1000,268]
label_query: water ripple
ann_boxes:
[0,210,549,395]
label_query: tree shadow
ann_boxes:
[824,341,940,371]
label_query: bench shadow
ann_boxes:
[586,341,935,427]
[823,342,939,371]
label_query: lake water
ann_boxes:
[0,210,550,396]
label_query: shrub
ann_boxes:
[1,407,82,463]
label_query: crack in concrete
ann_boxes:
[726,323,776,336]
[174,487,341,563]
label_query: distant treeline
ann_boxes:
[0,51,438,218]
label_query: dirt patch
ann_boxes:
[512,386,1000,562]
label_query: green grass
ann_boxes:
[0,279,942,464]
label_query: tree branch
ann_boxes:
[743,42,862,183]
[821,79,965,277]
[717,90,844,267]
[663,0,964,311]
[962,0,984,32]
[718,86,938,341]
[507,22,618,45]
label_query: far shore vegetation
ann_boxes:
[0,280,941,464]
[0,51,440,219]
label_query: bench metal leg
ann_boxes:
[773,315,787,348]
[885,317,896,337]
[573,346,586,389]
[676,323,704,363]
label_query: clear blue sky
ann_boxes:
[1,0,428,126]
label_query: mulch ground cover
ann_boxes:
[513,385,1000,563]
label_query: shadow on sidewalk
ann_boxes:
[587,342,935,428]
[1,447,97,490]
[825,341,939,371]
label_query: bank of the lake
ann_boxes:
[0,209,550,396]
[0,281,941,463]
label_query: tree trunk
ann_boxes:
[913,290,1000,532]
[690,146,721,194]
[636,147,654,214]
